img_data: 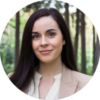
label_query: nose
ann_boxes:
[40,35,48,46]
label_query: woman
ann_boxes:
[8,8,91,99]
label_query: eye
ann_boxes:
[32,35,40,39]
[49,33,55,36]
[32,33,55,39]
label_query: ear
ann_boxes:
[63,40,65,45]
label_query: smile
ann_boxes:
[40,50,52,54]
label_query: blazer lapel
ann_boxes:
[58,65,78,99]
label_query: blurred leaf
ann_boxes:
[3,31,8,35]
[55,0,63,10]
[10,18,15,22]
[8,23,15,28]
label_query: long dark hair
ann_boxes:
[10,8,77,92]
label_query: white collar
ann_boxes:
[35,71,62,80]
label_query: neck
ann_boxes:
[37,56,63,78]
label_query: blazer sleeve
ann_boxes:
[75,75,93,94]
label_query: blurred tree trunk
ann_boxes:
[81,11,86,74]
[74,9,80,62]
[15,11,20,67]
[93,34,100,75]
[65,3,69,28]
[93,25,96,73]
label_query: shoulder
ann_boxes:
[8,72,14,78]
[72,70,92,83]
[71,70,92,92]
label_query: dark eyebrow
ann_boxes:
[32,29,57,34]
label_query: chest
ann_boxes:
[39,79,55,99]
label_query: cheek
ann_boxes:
[50,36,63,52]
[51,35,63,47]
[32,41,39,52]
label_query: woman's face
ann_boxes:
[32,16,65,63]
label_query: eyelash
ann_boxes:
[32,33,55,39]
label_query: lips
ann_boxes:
[39,50,53,54]
[40,50,53,52]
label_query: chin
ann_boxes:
[39,58,54,64]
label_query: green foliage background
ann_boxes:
[0,0,94,76]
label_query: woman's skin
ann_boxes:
[32,16,65,99]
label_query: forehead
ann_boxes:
[32,16,60,31]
